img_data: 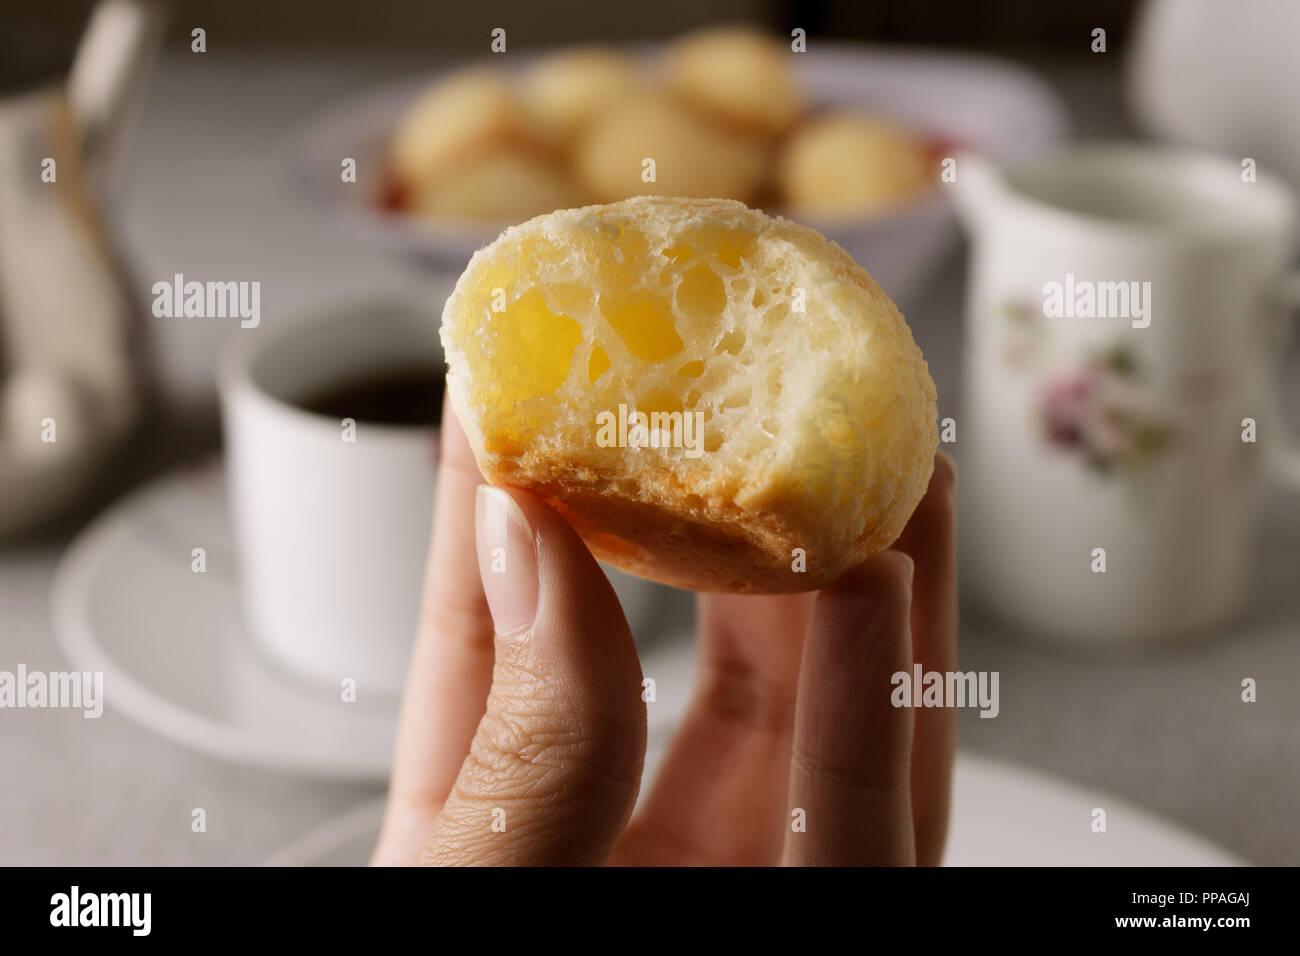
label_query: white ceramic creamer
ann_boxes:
[951,144,1300,642]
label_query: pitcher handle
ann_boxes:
[1260,271,1300,491]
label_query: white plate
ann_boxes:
[265,749,1242,866]
[285,44,1067,306]
[50,459,677,779]
[944,754,1241,866]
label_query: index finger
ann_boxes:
[892,452,958,865]
[782,550,916,866]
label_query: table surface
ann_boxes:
[2,50,1298,865]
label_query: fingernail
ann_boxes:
[475,485,539,636]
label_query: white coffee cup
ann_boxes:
[952,143,1300,643]
[219,297,442,696]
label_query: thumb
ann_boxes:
[420,485,646,865]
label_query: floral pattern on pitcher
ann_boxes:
[999,298,1176,477]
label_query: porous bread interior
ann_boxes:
[441,197,937,592]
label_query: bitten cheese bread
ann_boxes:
[440,197,938,593]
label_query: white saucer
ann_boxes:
[52,460,400,778]
[51,459,692,779]
[265,750,1244,866]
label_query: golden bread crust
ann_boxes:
[441,196,938,593]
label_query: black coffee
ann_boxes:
[297,365,444,426]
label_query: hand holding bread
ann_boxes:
[373,395,957,865]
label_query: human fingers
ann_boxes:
[373,401,495,865]
[613,591,812,865]
[782,551,916,866]
[420,486,646,865]
[891,452,958,866]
